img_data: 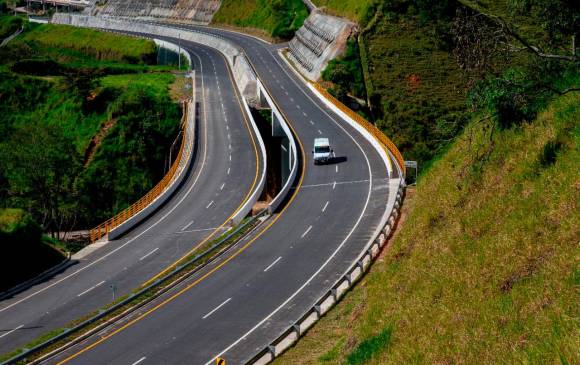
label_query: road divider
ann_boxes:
[0,211,269,365]
[51,13,299,222]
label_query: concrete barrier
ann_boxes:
[51,13,298,230]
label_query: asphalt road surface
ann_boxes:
[0,43,262,356]
[46,26,395,365]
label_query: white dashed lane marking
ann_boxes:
[263,257,282,272]
[301,225,313,239]
[77,280,105,297]
[0,325,23,339]
[181,220,194,231]
[202,298,232,319]
[139,248,159,261]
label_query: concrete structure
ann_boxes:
[288,10,357,80]
[85,0,221,24]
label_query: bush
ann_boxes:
[10,58,64,75]
[0,208,64,292]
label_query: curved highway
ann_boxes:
[46,25,395,365]
[0,43,263,356]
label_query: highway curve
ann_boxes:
[0,43,263,356]
[47,26,397,365]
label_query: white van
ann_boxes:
[313,138,333,165]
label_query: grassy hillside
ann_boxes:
[275,85,579,365]
[0,21,181,232]
[312,0,375,22]
[19,23,157,64]
[213,0,308,39]
[0,14,24,39]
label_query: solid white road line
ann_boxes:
[180,220,195,231]
[300,180,370,189]
[0,324,23,339]
[0,50,212,314]
[206,45,378,365]
[301,225,312,239]
[206,200,214,209]
[322,201,329,212]
[263,257,282,272]
[77,281,105,297]
[131,356,147,365]
[139,248,159,261]
[202,298,231,319]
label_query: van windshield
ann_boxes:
[315,146,330,154]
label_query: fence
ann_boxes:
[311,82,406,176]
[89,100,190,242]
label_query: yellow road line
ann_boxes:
[141,48,260,287]
[58,44,307,365]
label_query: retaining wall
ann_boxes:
[288,10,356,80]
[52,13,297,225]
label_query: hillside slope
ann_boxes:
[274,90,579,364]
[212,0,308,39]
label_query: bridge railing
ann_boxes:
[89,100,190,242]
[311,82,406,177]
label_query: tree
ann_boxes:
[0,121,81,237]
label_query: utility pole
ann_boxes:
[178,32,181,70]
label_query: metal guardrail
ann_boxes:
[248,181,405,365]
[89,100,190,242]
[2,209,269,365]
[311,82,406,177]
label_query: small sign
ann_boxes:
[216,357,226,365]
[405,160,418,168]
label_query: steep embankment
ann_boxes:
[275,85,579,365]
[0,21,182,238]
[212,0,308,39]
[318,0,466,171]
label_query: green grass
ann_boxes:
[0,14,24,39]
[0,20,182,227]
[312,0,376,22]
[100,73,175,99]
[19,23,157,64]
[213,0,308,39]
[273,90,579,364]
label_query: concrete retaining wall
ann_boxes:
[244,48,407,365]
[153,38,192,69]
[288,10,356,80]
[51,13,297,225]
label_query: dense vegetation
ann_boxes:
[275,0,579,363]
[0,12,23,39]
[0,208,65,292]
[276,78,578,365]
[0,21,181,243]
[213,0,308,39]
